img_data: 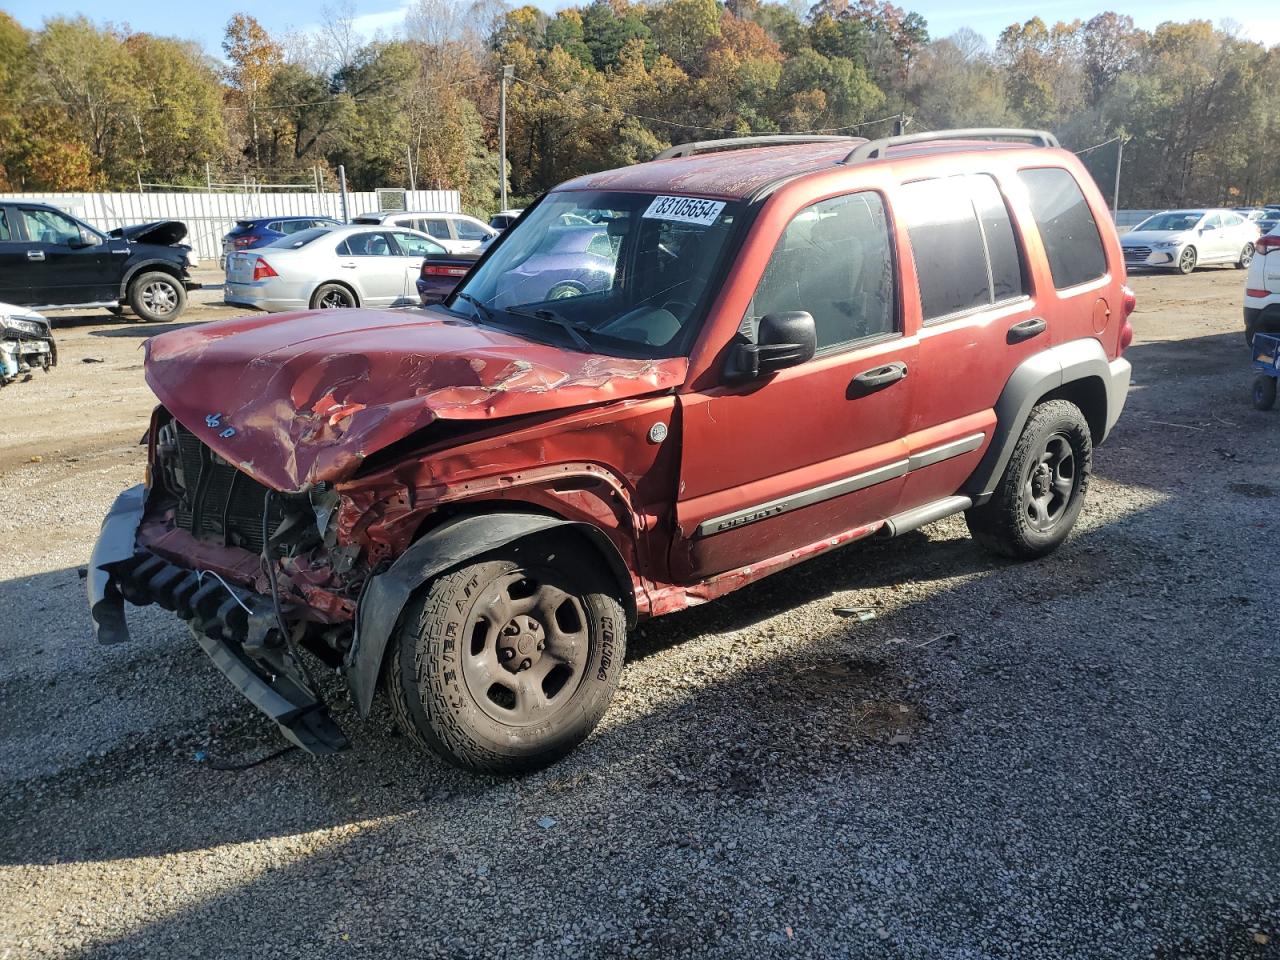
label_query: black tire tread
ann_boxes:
[127,270,186,322]
[966,399,1092,560]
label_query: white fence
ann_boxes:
[0,189,462,261]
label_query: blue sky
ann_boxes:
[6,0,1279,54]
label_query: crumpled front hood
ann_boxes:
[1122,230,1189,246]
[110,220,188,245]
[144,307,687,492]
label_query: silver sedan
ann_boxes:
[1120,208,1260,275]
[224,225,446,312]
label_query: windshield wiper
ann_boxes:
[505,306,592,351]
[455,292,494,324]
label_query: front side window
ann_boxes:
[20,208,81,246]
[1018,168,1107,290]
[424,219,450,239]
[746,191,895,350]
[392,231,443,256]
[451,190,742,358]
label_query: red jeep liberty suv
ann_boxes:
[89,128,1134,773]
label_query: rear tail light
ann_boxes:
[1257,234,1280,255]
[1247,288,1270,298]
[422,264,469,278]
[252,258,278,281]
[233,235,259,248]
[1118,284,1136,356]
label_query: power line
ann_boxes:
[1073,134,1123,155]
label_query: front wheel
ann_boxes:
[966,399,1093,559]
[385,536,626,773]
[1238,243,1255,269]
[128,271,186,322]
[1176,246,1198,275]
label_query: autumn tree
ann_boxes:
[222,13,282,169]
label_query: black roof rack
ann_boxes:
[653,135,860,162]
[842,128,1060,164]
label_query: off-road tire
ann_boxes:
[1237,243,1255,269]
[1253,375,1277,411]
[310,283,357,309]
[127,271,186,322]
[385,537,626,773]
[1176,246,1198,275]
[966,399,1092,559]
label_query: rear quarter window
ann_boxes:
[1018,168,1107,290]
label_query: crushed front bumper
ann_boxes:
[87,485,349,754]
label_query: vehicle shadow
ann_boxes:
[88,320,207,338]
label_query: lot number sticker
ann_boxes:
[643,195,726,226]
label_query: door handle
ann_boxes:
[850,361,907,395]
[1007,317,1047,344]
[340,262,357,269]
[26,250,45,261]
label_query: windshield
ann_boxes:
[267,227,332,249]
[448,190,743,357]
[1135,212,1204,232]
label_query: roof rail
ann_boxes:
[654,135,860,162]
[842,128,1060,164]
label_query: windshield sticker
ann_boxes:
[642,195,726,227]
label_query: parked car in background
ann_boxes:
[490,221,617,304]
[488,208,525,231]
[1256,206,1280,236]
[92,128,1134,773]
[0,302,55,385]
[1244,225,1280,344]
[1120,208,1259,274]
[1236,207,1269,223]
[221,216,342,264]
[416,250,479,304]
[352,211,496,252]
[0,202,198,322]
[225,224,446,312]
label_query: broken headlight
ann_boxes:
[2,315,48,337]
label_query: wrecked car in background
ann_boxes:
[88,128,1133,775]
[0,303,55,386]
[0,203,199,322]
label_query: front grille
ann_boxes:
[1123,246,1151,261]
[169,423,284,553]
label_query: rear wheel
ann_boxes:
[310,283,356,309]
[966,400,1092,559]
[128,271,186,322]
[385,536,626,773]
[1253,375,1277,411]
[1238,243,1255,269]
[1176,246,1198,275]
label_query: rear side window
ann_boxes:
[747,190,896,351]
[0,209,9,241]
[1018,168,1107,290]
[898,174,1025,322]
[424,219,450,239]
[455,219,489,241]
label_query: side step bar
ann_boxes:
[878,495,972,538]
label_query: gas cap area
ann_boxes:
[1092,297,1112,335]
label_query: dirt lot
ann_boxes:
[2,268,1278,959]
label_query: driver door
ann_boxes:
[389,231,444,304]
[339,230,402,305]
[17,207,116,305]
[673,190,916,580]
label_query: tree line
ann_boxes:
[0,1,1276,215]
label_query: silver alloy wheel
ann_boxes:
[141,280,178,316]
[1240,243,1255,268]
[1178,247,1197,274]
[319,289,351,309]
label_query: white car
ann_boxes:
[1244,226,1280,344]
[224,224,446,312]
[350,211,496,253]
[1120,208,1259,275]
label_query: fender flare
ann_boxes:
[345,512,636,716]
[963,337,1129,501]
[118,258,185,299]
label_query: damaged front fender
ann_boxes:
[87,484,146,644]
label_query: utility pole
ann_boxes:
[338,164,349,223]
[406,145,417,192]
[893,111,910,137]
[500,64,514,213]
[1112,134,1131,218]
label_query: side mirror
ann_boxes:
[71,228,102,249]
[727,311,817,380]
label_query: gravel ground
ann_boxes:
[1,268,1278,959]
